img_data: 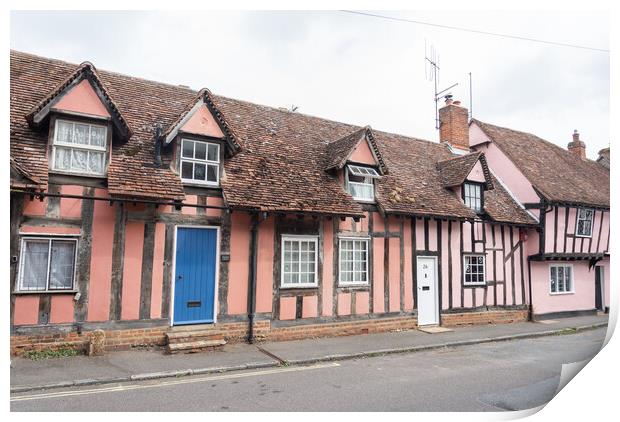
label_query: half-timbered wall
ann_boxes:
[542,205,610,255]
[412,217,529,314]
[11,187,533,331]
[10,187,227,331]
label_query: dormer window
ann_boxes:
[463,182,483,212]
[51,119,108,176]
[346,164,380,202]
[180,138,220,186]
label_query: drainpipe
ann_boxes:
[153,122,163,167]
[527,260,534,321]
[247,212,261,343]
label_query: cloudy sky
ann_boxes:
[10,10,609,158]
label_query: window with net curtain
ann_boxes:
[52,120,107,176]
[18,238,77,292]
[346,165,380,202]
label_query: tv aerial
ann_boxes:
[425,40,458,130]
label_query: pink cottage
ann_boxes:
[9,51,609,355]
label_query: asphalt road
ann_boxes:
[11,327,606,412]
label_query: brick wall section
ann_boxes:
[11,310,528,356]
[442,309,528,326]
[267,316,419,342]
[10,327,168,356]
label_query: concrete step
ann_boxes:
[166,330,225,344]
[166,339,227,354]
[169,323,220,332]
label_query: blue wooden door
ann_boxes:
[173,227,217,325]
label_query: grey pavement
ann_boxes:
[11,327,607,411]
[10,314,608,392]
[11,343,278,391]
[259,314,608,363]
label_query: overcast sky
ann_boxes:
[10,10,609,159]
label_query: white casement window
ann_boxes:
[52,119,107,176]
[281,235,318,288]
[576,208,594,237]
[180,138,220,186]
[339,237,369,285]
[463,254,486,286]
[17,237,77,292]
[346,164,380,202]
[463,182,482,212]
[550,264,574,294]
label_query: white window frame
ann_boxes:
[280,235,319,288]
[180,138,220,186]
[51,119,108,176]
[463,182,482,212]
[346,166,376,202]
[463,254,486,286]
[338,237,370,286]
[16,237,78,293]
[549,264,574,295]
[575,208,594,237]
[347,164,381,178]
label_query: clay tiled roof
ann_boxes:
[472,119,610,208]
[436,152,493,189]
[10,157,42,190]
[484,175,535,225]
[10,50,536,223]
[324,126,388,174]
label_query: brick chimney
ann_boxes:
[568,130,586,160]
[439,95,470,151]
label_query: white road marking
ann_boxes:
[11,362,340,402]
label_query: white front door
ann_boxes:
[417,256,439,326]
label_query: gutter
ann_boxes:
[11,189,229,211]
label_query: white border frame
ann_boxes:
[338,236,370,286]
[170,225,221,326]
[575,207,594,238]
[549,263,575,295]
[416,255,439,326]
[280,234,319,289]
[180,138,220,187]
[16,236,79,293]
[462,254,487,287]
[51,118,108,176]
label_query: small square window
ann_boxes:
[346,165,378,202]
[180,138,220,186]
[463,254,485,286]
[550,265,573,294]
[576,208,593,237]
